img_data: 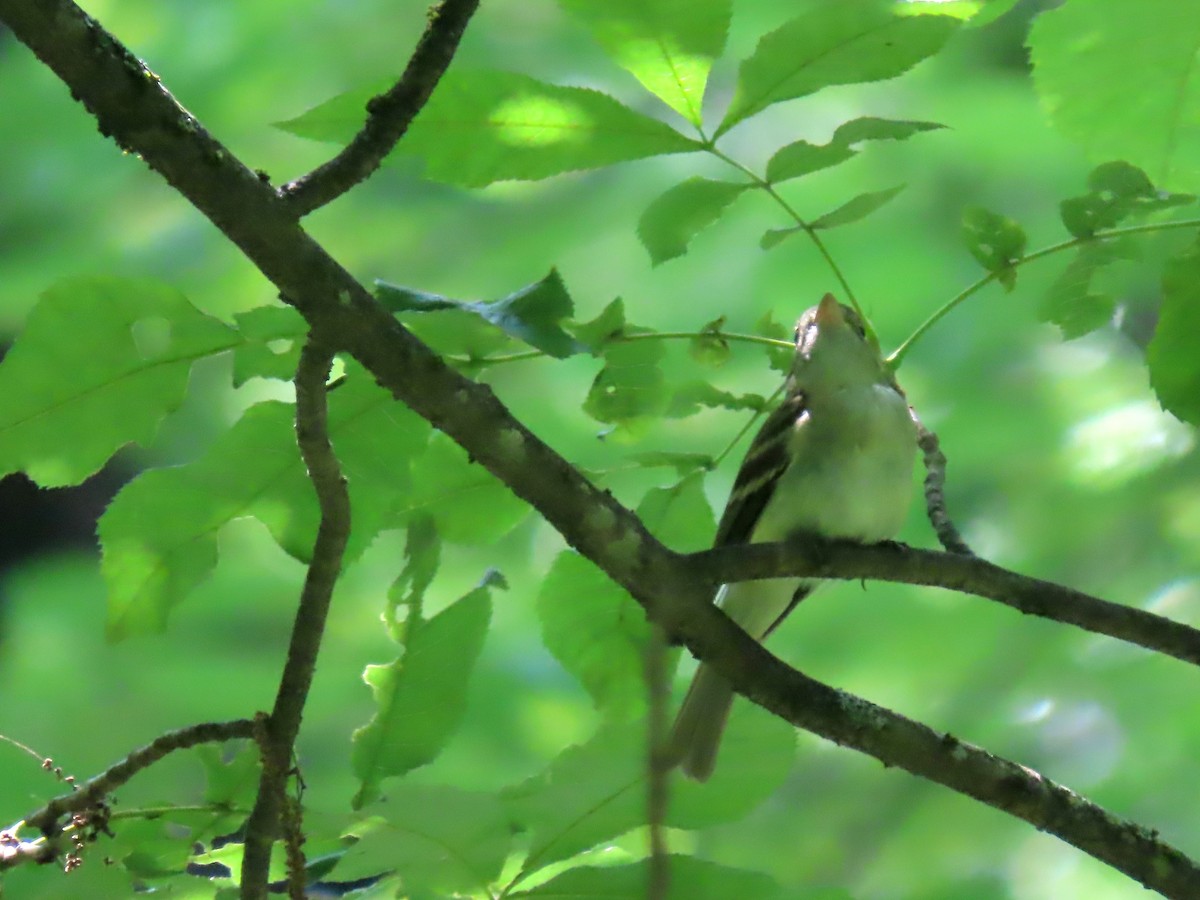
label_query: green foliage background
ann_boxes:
[1,0,1199,897]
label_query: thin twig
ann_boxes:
[240,339,350,899]
[279,0,481,215]
[911,413,973,555]
[644,628,671,900]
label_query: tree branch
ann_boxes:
[240,339,349,899]
[4,3,1199,897]
[278,0,480,214]
[689,537,1200,668]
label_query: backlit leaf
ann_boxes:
[810,184,906,230]
[638,178,749,265]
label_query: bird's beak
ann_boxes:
[815,293,844,328]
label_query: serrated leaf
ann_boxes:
[1149,240,1200,424]
[537,552,652,721]
[352,587,494,807]
[961,206,1026,289]
[377,269,581,359]
[718,1,958,136]
[337,787,510,893]
[1059,161,1195,238]
[101,368,430,638]
[570,298,627,354]
[638,178,749,265]
[831,116,945,145]
[558,0,731,127]
[1030,0,1200,193]
[232,305,307,386]
[810,184,906,230]
[279,71,702,187]
[689,316,731,366]
[511,857,783,899]
[666,381,767,419]
[583,338,669,426]
[0,276,237,487]
[766,118,943,185]
[395,432,530,544]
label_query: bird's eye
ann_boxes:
[847,311,867,339]
[792,325,801,343]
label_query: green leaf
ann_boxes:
[637,178,749,265]
[0,276,237,487]
[628,450,714,474]
[961,206,1026,289]
[755,310,795,373]
[377,269,581,359]
[1039,242,1134,338]
[718,1,959,136]
[101,367,430,638]
[766,118,943,185]
[583,338,669,427]
[1059,161,1195,239]
[352,585,495,807]
[557,0,731,127]
[667,381,767,419]
[279,71,703,187]
[511,857,783,899]
[1030,0,1200,193]
[396,432,531,544]
[385,517,441,643]
[337,787,510,893]
[760,226,803,250]
[689,316,731,366]
[636,472,715,551]
[570,297,628,354]
[536,551,652,720]
[231,304,307,386]
[810,184,906,230]
[1149,240,1200,425]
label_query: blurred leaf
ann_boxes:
[766,117,942,185]
[1148,240,1200,424]
[628,450,714,474]
[1058,161,1195,238]
[638,178,749,265]
[637,472,715,551]
[377,269,581,358]
[810,184,906,230]
[760,225,803,250]
[0,276,237,487]
[396,432,530,544]
[101,367,430,638]
[385,516,441,643]
[755,311,795,372]
[666,381,767,419]
[718,1,958,136]
[961,206,1026,289]
[232,304,306,386]
[557,0,731,126]
[279,71,702,187]
[195,742,260,811]
[1039,241,1135,338]
[583,338,669,427]
[690,315,731,366]
[570,297,628,354]
[352,584,495,807]
[537,551,652,721]
[965,0,1023,27]
[1030,0,1200,192]
[338,787,509,892]
[511,856,783,899]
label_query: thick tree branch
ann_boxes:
[4,3,1199,897]
[240,340,349,899]
[278,0,480,214]
[691,538,1200,667]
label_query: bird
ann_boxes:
[669,293,918,781]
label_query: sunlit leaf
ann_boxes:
[1030,0,1200,192]
[279,70,703,186]
[810,184,906,230]
[557,0,731,126]
[511,856,783,899]
[377,269,581,359]
[536,551,652,720]
[961,206,1026,289]
[352,585,495,807]
[638,178,749,265]
[0,276,237,487]
[718,1,958,136]
[1148,240,1200,425]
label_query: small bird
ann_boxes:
[670,293,918,781]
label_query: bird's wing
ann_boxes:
[713,390,807,547]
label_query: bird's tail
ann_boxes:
[668,662,735,782]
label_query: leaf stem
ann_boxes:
[450,329,792,367]
[887,218,1200,368]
